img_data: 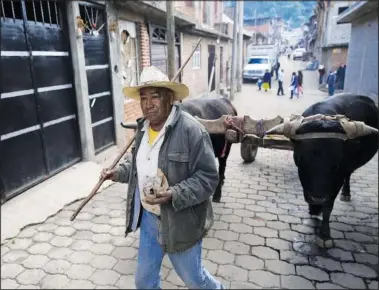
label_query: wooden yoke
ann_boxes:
[195,115,230,134]
[195,115,284,135]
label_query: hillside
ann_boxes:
[226,1,317,29]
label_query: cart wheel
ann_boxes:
[241,140,258,163]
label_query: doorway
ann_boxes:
[208,45,216,92]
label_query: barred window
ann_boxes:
[78,3,106,35]
[25,0,61,26]
[1,0,22,21]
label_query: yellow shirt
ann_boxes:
[148,127,159,146]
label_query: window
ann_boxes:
[338,6,348,15]
[79,4,106,35]
[1,0,23,21]
[248,58,268,64]
[1,0,61,26]
[192,45,201,69]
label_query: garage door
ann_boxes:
[150,25,181,79]
[79,3,115,154]
[0,0,81,202]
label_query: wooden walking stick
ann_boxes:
[70,136,136,221]
[70,37,203,221]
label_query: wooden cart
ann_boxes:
[121,114,294,163]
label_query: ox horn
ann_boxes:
[340,119,379,138]
[265,115,304,138]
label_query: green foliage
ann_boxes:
[242,1,317,28]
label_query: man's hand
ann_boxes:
[100,168,117,182]
[143,190,173,205]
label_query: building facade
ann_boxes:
[0,0,247,202]
[0,0,125,202]
[337,1,378,104]
[315,0,351,74]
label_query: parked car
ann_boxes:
[243,55,276,82]
[292,48,306,60]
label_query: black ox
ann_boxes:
[267,94,378,247]
[180,97,238,203]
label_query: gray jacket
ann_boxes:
[114,105,219,253]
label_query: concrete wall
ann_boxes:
[324,1,351,47]
[321,46,349,75]
[344,11,378,103]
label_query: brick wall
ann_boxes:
[181,34,224,99]
[181,34,209,98]
[122,21,149,143]
[123,100,143,142]
[138,21,151,70]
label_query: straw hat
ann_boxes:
[122,66,189,101]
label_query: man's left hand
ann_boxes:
[143,190,173,205]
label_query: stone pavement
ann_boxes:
[1,146,378,289]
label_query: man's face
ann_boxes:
[140,87,173,125]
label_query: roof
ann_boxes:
[336,1,378,24]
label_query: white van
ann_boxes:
[243,55,275,82]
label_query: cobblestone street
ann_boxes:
[1,58,378,289]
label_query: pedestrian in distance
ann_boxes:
[257,78,263,91]
[289,72,298,99]
[262,69,271,92]
[318,64,325,85]
[275,61,281,80]
[297,70,303,96]
[326,69,336,97]
[101,66,225,289]
[277,68,285,96]
[335,63,345,90]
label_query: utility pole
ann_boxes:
[236,0,244,92]
[230,1,238,100]
[166,1,175,80]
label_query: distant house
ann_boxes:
[337,1,378,104]
[244,16,282,45]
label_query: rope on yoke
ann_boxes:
[256,119,265,138]
[224,115,245,136]
[220,115,245,158]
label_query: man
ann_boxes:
[318,64,325,85]
[277,68,284,96]
[101,66,224,289]
[336,63,345,90]
[340,64,346,90]
[275,61,280,80]
[289,72,298,99]
[326,69,336,97]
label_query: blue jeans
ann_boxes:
[328,85,335,96]
[135,209,223,289]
